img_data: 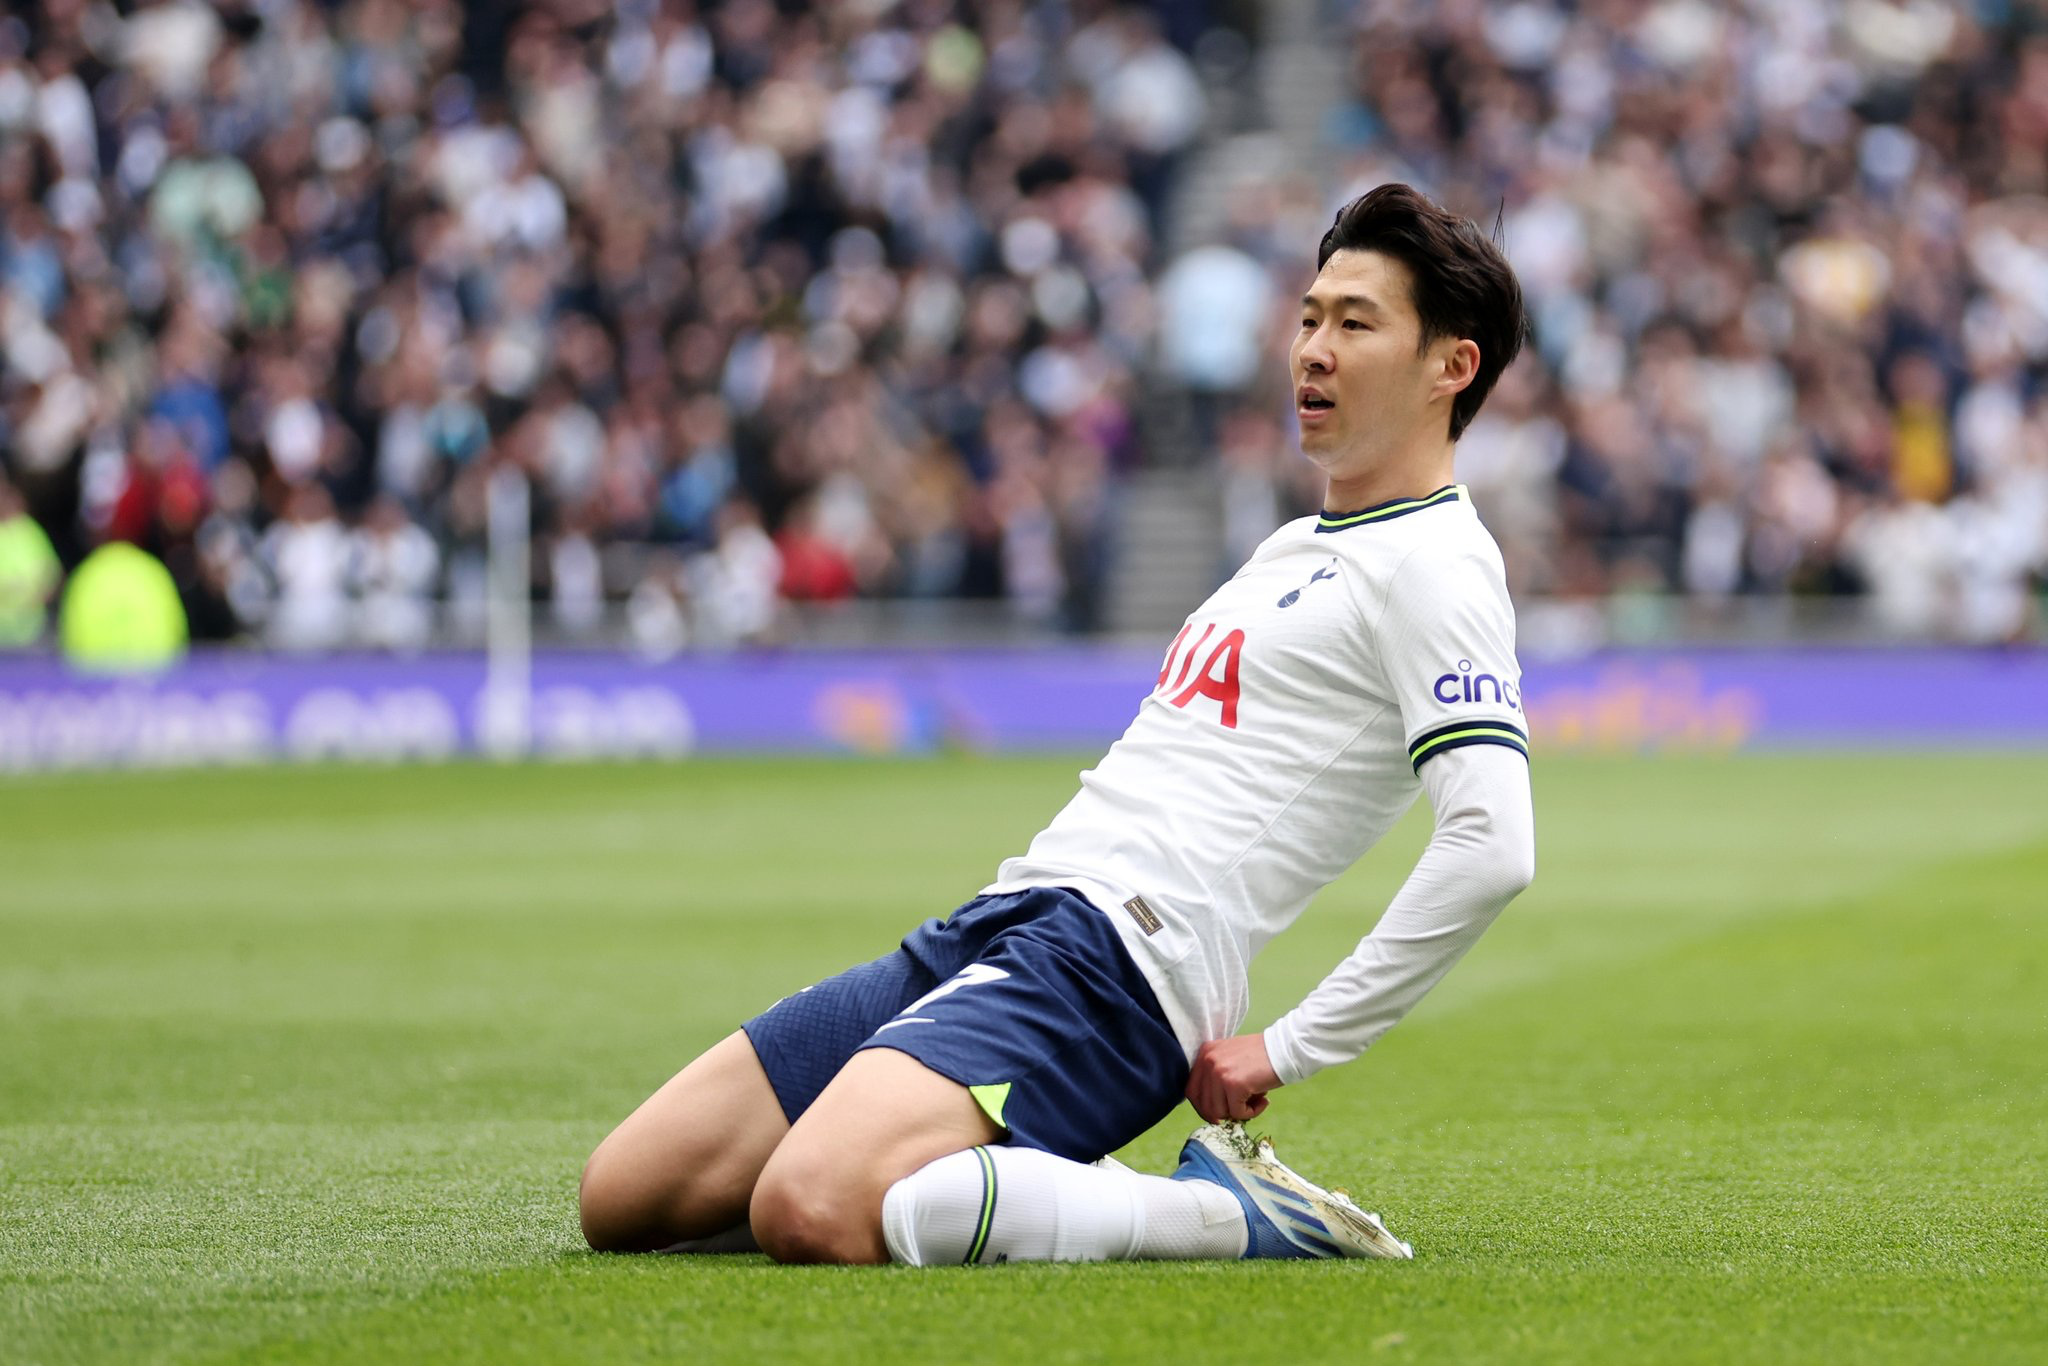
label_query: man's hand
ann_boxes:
[1185,1033,1284,1122]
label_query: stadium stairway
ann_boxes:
[1163,0,1351,256]
[1108,0,1347,639]
[1102,466,1226,639]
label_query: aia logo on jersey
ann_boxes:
[1434,659,1521,712]
[1156,622,1245,728]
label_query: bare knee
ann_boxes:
[578,1143,671,1252]
[579,1133,748,1253]
[746,1048,998,1264]
[750,1163,885,1265]
[579,1033,790,1253]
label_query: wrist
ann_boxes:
[1261,1020,1311,1087]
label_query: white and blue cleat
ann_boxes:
[1172,1121,1414,1260]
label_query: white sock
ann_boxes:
[881,1146,1248,1265]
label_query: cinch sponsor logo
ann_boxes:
[1433,659,1521,712]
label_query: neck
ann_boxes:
[1321,434,1457,513]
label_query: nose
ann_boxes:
[1297,324,1333,374]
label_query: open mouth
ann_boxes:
[1301,397,1334,410]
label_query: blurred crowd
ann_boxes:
[1281,0,2048,642]
[3,1,2046,653]
[0,0,1225,651]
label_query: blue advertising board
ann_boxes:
[1,647,2045,771]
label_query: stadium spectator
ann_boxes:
[263,483,351,652]
[352,492,441,651]
[1156,236,1273,447]
[0,472,61,646]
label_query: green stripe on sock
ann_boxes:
[965,1146,998,1265]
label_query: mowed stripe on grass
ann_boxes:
[2,755,2043,1364]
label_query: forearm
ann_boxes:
[1263,745,1535,1084]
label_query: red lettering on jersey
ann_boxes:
[1156,624,1193,688]
[1164,623,1215,695]
[1170,628,1245,729]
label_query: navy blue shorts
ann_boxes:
[741,887,1189,1163]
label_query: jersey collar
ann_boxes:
[1315,483,1464,533]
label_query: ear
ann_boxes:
[1434,338,1480,400]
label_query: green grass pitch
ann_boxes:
[3,753,2045,1364]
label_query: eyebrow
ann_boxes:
[1301,292,1386,318]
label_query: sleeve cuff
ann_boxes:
[1407,718,1529,773]
[1262,1019,1315,1087]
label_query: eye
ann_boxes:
[1299,317,1315,329]
[1343,320,1368,331]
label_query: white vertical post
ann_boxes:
[482,466,531,760]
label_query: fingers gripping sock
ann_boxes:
[881,1147,1247,1265]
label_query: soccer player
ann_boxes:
[580,183,1536,1265]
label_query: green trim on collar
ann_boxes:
[1316,484,1464,532]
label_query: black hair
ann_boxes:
[1316,184,1529,440]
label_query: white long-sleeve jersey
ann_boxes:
[983,485,1535,1082]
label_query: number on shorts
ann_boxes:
[899,962,1011,1018]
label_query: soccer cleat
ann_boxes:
[1171,1120,1414,1260]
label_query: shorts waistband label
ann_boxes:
[1123,894,1164,936]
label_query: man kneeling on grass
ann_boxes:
[580,184,1536,1266]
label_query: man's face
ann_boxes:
[1288,249,1452,475]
